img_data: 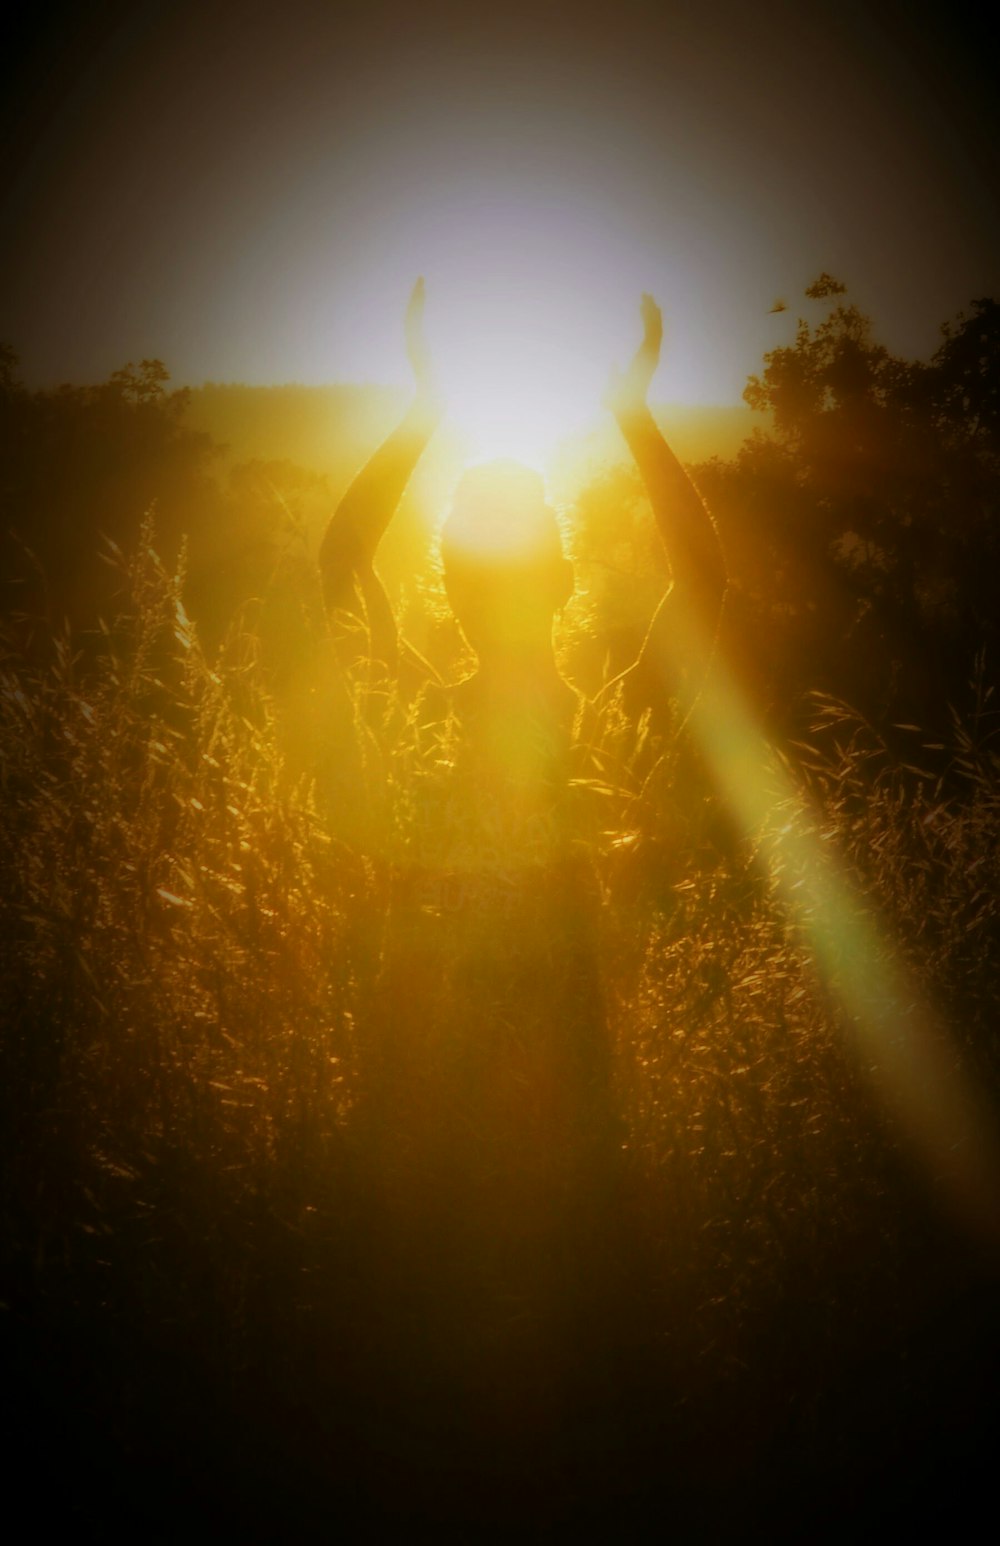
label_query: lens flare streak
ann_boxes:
[653,601,1000,1245]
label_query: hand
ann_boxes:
[404,277,433,392]
[606,293,663,414]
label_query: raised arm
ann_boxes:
[606,295,727,714]
[318,279,443,671]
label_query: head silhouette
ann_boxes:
[440,460,573,659]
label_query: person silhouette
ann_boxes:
[320,281,726,738]
[316,282,728,1439]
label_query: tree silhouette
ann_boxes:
[693,281,1000,727]
[0,352,218,630]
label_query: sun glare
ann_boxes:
[432,307,604,472]
[440,459,560,564]
[378,196,664,472]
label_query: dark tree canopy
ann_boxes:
[693,282,1000,727]
[2,282,998,732]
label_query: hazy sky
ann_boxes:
[4,0,998,449]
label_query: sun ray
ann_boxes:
[649,600,1000,1245]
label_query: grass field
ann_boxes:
[3,535,999,1537]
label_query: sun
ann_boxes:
[328,185,675,468]
[432,306,604,472]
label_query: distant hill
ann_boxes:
[651,401,759,463]
[185,383,758,486]
[185,382,409,485]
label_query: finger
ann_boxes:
[640,295,662,343]
[406,277,425,321]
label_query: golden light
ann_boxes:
[433,313,601,472]
[376,191,670,472]
[439,459,561,563]
[649,600,1000,1246]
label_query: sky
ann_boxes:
[3,0,998,460]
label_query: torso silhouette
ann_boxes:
[365,665,613,1205]
[312,290,726,1384]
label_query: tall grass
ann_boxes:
[2,531,999,1532]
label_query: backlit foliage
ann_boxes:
[3,526,999,1529]
[4,284,1000,1527]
